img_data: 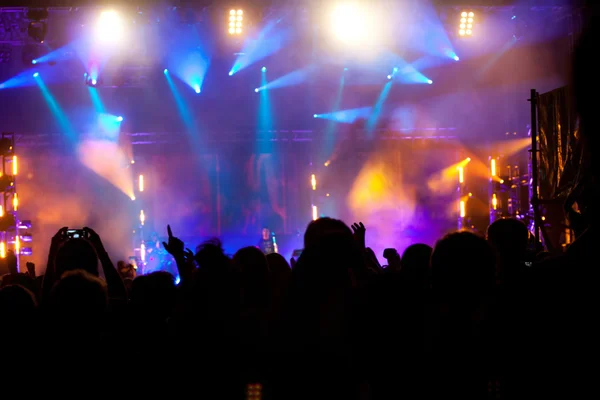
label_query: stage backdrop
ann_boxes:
[18,144,305,269]
[19,139,460,269]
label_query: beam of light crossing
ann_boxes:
[255,66,315,91]
[88,86,105,113]
[366,81,393,136]
[314,107,373,124]
[164,69,204,159]
[166,25,211,94]
[229,18,293,76]
[33,74,77,144]
[257,68,274,153]
[321,69,348,159]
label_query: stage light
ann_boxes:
[140,210,145,226]
[92,79,97,85]
[332,4,365,43]
[0,242,5,259]
[387,75,392,80]
[313,114,317,118]
[255,88,259,93]
[116,116,123,122]
[459,11,475,37]
[393,67,398,73]
[31,60,37,64]
[12,155,17,176]
[139,174,144,192]
[33,72,39,78]
[311,174,317,191]
[454,55,460,61]
[228,9,244,35]
[228,71,233,76]
[427,80,433,84]
[312,205,318,221]
[19,220,32,230]
[261,67,266,72]
[194,84,200,93]
[96,10,125,45]
[26,9,48,43]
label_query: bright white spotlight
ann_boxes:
[164,68,168,74]
[228,71,233,76]
[228,9,243,35]
[91,79,97,85]
[117,116,123,122]
[254,88,259,93]
[261,66,267,72]
[33,72,39,78]
[332,4,365,42]
[313,114,318,118]
[387,75,392,80]
[194,84,201,93]
[96,10,125,45]
[31,60,37,64]
[459,11,475,36]
[427,79,433,84]
[454,55,460,61]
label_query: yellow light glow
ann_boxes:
[140,209,145,225]
[492,193,497,210]
[460,200,466,218]
[0,205,3,217]
[12,155,17,176]
[0,242,5,259]
[312,205,318,221]
[13,193,18,211]
[311,174,317,190]
[458,166,464,183]
[139,174,144,192]
[491,158,496,177]
[237,9,243,15]
[324,160,331,167]
[230,9,235,15]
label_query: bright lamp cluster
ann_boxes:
[228,9,244,35]
[459,11,475,37]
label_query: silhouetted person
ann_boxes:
[401,243,432,288]
[487,218,532,286]
[428,231,495,399]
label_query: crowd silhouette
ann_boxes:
[0,5,598,399]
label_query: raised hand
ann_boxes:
[184,248,195,264]
[51,227,69,250]
[162,225,185,258]
[83,227,106,254]
[351,222,366,250]
[26,262,36,278]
